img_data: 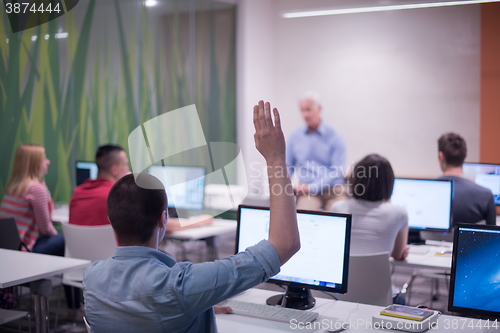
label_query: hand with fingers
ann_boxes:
[253,100,286,164]
[253,100,300,265]
[213,305,232,314]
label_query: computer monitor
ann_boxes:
[75,161,98,186]
[391,178,453,232]
[463,163,500,205]
[448,223,500,318]
[148,166,206,212]
[236,205,352,310]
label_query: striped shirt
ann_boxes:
[0,181,56,251]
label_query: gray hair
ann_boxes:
[299,91,321,107]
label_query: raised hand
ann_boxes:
[253,100,286,164]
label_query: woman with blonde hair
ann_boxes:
[0,144,63,254]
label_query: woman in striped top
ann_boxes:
[0,144,64,255]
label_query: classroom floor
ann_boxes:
[1,232,452,333]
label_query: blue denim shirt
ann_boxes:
[83,240,280,333]
[286,122,346,194]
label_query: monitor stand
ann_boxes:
[408,230,426,245]
[266,285,316,310]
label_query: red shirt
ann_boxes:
[69,178,114,226]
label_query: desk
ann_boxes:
[216,288,494,333]
[392,242,452,270]
[0,249,90,333]
[164,219,236,260]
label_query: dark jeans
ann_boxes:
[32,233,81,309]
[32,233,65,256]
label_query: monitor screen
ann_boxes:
[237,205,351,308]
[449,224,500,318]
[463,163,500,206]
[391,178,453,231]
[148,166,205,210]
[75,161,98,186]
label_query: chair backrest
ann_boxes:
[61,222,117,281]
[0,218,22,251]
[335,252,392,306]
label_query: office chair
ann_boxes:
[0,218,26,251]
[83,316,92,333]
[0,308,31,333]
[54,222,117,329]
[334,252,393,306]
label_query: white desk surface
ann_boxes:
[52,204,70,223]
[216,288,496,333]
[0,249,91,288]
[392,242,453,271]
[165,219,236,240]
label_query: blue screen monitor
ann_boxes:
[463,163,500,206]
[449,223,500,318]
[391,178,453,231]
[75,161,98,186]
[148,166,205,210]
[237,205,352,310]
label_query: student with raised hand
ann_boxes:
[83,100,300,333]
[0,144,62,254]
[331,154,409,304]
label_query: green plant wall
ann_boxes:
[0,0,237,202]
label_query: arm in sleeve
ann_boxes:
[171,240,280,317]
[392,209,409,261]
[28,183,57,236]
[308,134,346,193]
[484,194,496,226]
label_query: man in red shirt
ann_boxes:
[69,145,130,226]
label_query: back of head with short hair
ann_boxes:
[107,173,168,245]
[438,133,467,167]
[351,154,395,201]
[95,145,124,173]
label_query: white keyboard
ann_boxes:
[218,299,319,323]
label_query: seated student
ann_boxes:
[331,154,409,305]
[437,133,496,225]
[83,101,300,332]
[69,145,129,226]
[0,144,63,254]
[0,144,81,316]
